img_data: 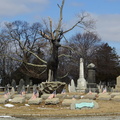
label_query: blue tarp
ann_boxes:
[75,102,94,109]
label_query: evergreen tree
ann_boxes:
[94,43,120,85]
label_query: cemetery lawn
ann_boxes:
[0,99,120,117]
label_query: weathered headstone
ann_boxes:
[45,98,60,105]
[27,85,31,93]
[69,79,76,93]
[30,80,33,86]
[0,98,9,104]
[17,79,25,94]
[4,84,10,94]
[111,92,120,98]
[112,95,120,101]
[11,87,15,97]
[28,98,42,105]
[33,84,37,92]
[11,79,16,91]
[82,93,97,100]
[97,94,111,101]
[11,97,25,103]
[115,76,120,92]
[86,63,99,93]
[4,85,8,93]
[68,84,71,92]
[76,58,87,92]
[62,99,76,106]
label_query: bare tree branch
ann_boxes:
[14,37,47,64]
[58,54,72,58]
[55,0,65,38]
[40,30,51,40]
[23,48,47,64]
[26,63,46,67]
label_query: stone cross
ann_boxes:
[77,58,87,92]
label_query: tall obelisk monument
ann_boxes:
[77,58,87,92]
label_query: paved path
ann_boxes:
[0,116,120,120]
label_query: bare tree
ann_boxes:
[62,32,101,81]
[40,0,94,81]
[0,21,48,81]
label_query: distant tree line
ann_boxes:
[0,20,119,86]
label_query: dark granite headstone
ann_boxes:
[86,63,99,93]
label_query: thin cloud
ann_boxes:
[98,14,120,42]
[70,2,84,7]
[0,0,49,16]
[91,14,120,42]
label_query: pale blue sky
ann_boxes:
[0,0,120,55]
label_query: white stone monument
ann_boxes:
[68,84,71,92]
[77,58,87,92]
[70,79,76,92]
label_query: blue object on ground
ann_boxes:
[75,102,94,109]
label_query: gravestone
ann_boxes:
[86,63,99,93]
[27,85,31,93]
[6,84,10,93]
[11,97,25,103]
[33,84,37,92]
[68,84,71,92]
[115,76,120,92]
[11,79,16,91]
[97,85,102,93]
[28,98,42,105]
[76,58,87,92]
[4,85,8,93]
[69,79,76,92]
[45,98,60,105]
[30,80,33,86]
[11,87,15,96]
[17,79,25,94]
